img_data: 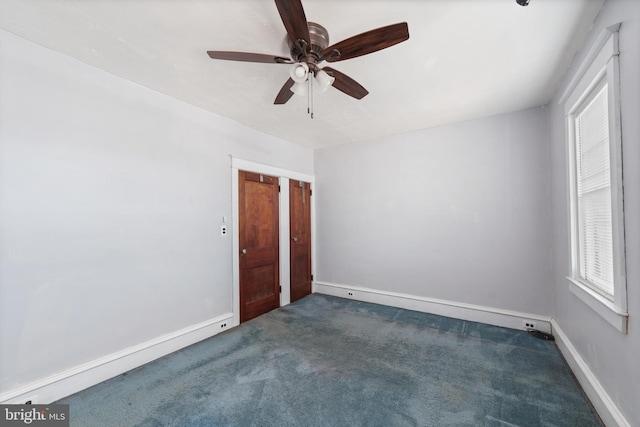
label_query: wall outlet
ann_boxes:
[220,322,227,329]
[347,291,354,297]
[220,225,227,236]
[523,320,537,330]
[24,396,38,404]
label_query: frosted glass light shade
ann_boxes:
[290,81,308,97]
[315,70,335,92]
[289,62,309,83]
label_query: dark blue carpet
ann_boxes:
[58,294,602,426]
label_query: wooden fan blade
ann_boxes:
[322,22,409,63]
[207,51,292,64]
[274,0,310,47]
[322,67,369,100]
[274,78,295,104]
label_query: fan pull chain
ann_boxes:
[307,77,311,114]
[308,73,314,119]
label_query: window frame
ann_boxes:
[561,24,628,333]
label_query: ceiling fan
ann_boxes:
[206,0,409,108]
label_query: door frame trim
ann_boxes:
[231,157,315,325]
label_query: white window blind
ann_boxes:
[574,82,614,297]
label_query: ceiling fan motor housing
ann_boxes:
[288,22,330,64]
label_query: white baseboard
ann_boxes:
[314,281,552,333]
[551,319,630,427]
[0,313,235,405]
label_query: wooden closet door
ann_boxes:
[289,179,312,302]
[239,170,280,322]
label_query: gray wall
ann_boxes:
[0,30,313,394]
[314,107,552,316]
[549,0,640,424]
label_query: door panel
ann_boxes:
[239,171,280,322]
[244,265,277,303]
[289,179,312,302]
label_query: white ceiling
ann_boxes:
[0,0,604,149]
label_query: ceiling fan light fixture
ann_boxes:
[315,70,335,92]
[290,80,308,97]
[289,62,309,83]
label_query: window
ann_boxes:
[561,24,627,333]
[574,80,613,296]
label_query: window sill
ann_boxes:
[567,277,628,334]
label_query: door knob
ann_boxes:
[292,237,298,242]
[241,248,247,255]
